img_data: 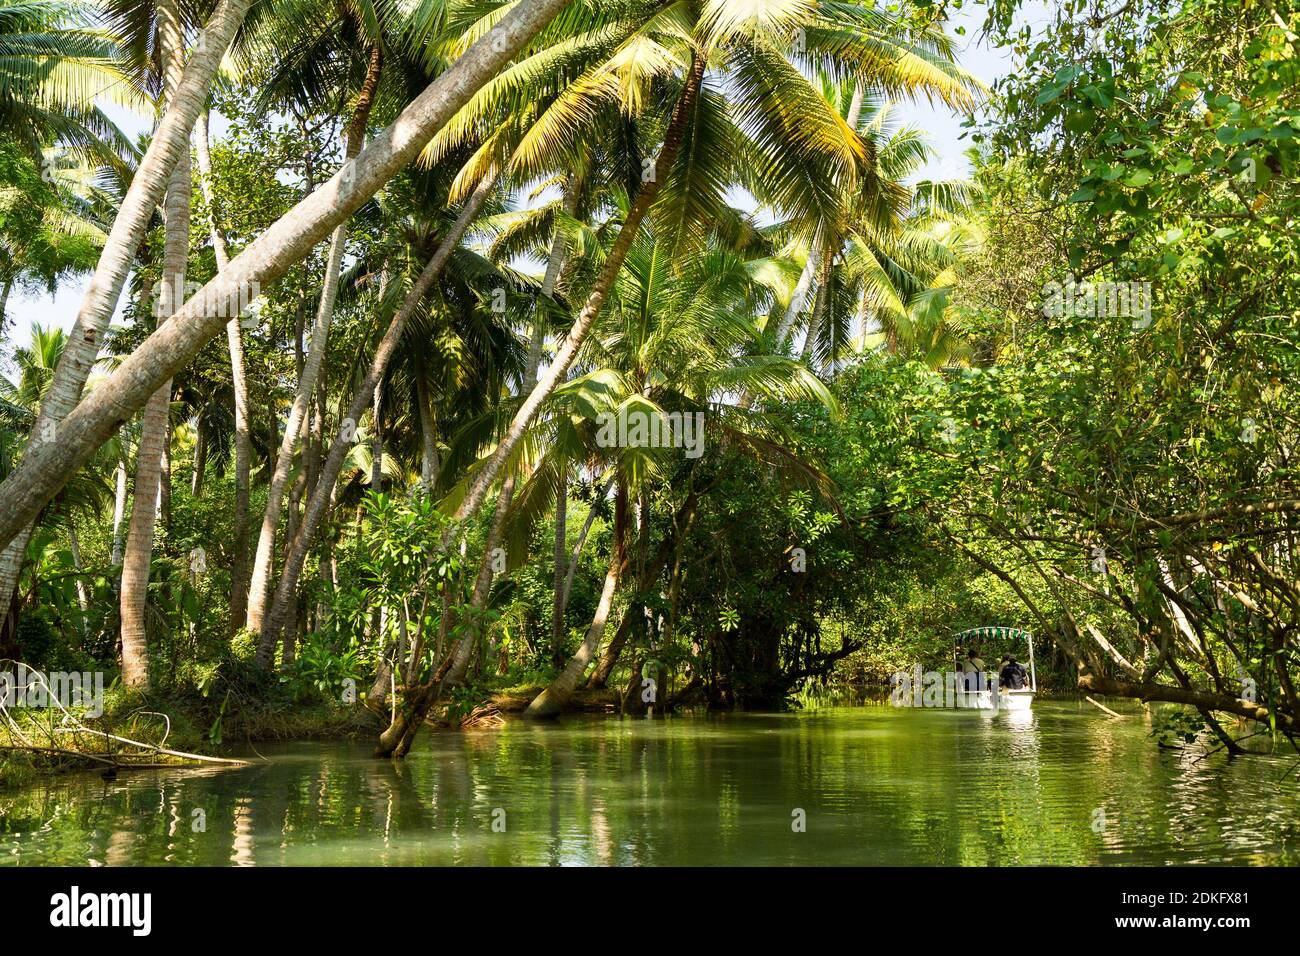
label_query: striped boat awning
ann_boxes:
[952,626,1034,643]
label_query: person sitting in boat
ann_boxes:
[999,654,1029,690]
[961,649,986,691]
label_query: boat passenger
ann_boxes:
[999,655,1029,690]
[961,649,986,691]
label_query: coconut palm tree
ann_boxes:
[0,0,141,609]
[769,80,982,372]
[0,321,115,644]
[119,0,193,691]
[8,0,252,538]
[518,228,836,716]
[439,0,980,547]
[0,0,141,161]
[239,0,398,634]
[360,0,978,751]
[255,167,523,666]
[0,0,573,562]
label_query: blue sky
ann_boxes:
[4,3,1030,357]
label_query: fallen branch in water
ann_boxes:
[1,744,179,771]
[1,662,250,772]
[1085,696,1125,719]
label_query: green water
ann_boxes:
[3,701,1298,865]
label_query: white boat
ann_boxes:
[952,626,1037,712]
[998,688,1035,711]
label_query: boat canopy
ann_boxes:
[952,626,1034,643]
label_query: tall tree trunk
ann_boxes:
[68,525,89,615]
[800,244,835,364]
[550,468,567,655]
[246,45,383,635]
[530,178,582,656]
[257,174,497,662]
[0,0,572,550]
[0,276,11,337]
[370,377,383,489]
[304,375,325,502]
[528,174,581,371]
[110,454,128,571]
[0,0,255,603]
[190,424,206,496]
[120,0,192,690]
[525,481,628,717]
[774,238,820,348]
[437,55,706,551]
[194,108,253,630]
[558,475,612,642]
[415,363,439,493]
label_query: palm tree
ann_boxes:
[0,0,141,160]
[522,231,836,716]
[239,0,399,633]
[363,0,977,750]
[0,321,115,644]
[192,107,253,626]
[439,0,979,544]
[0,0,572,565]
[768,78,982,371]
[0,0,236,621]
[0,0,141,609]
[256,170,506,665]
[119,0,192,691]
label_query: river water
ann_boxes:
[3,701,1297,865]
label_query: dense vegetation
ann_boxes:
[1,0,1296,766]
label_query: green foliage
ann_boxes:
[285,632,362,703]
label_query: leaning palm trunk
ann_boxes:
[437,55,706,551]
[246,45,384,635]
[525,482,628,717]
[0,0,572,552]
[257,174,497,664]
[121,0,192,690]
[0,0,255,604]
[558,474,613,633]
[194,109,254,629]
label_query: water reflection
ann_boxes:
[1,702,1296,866]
